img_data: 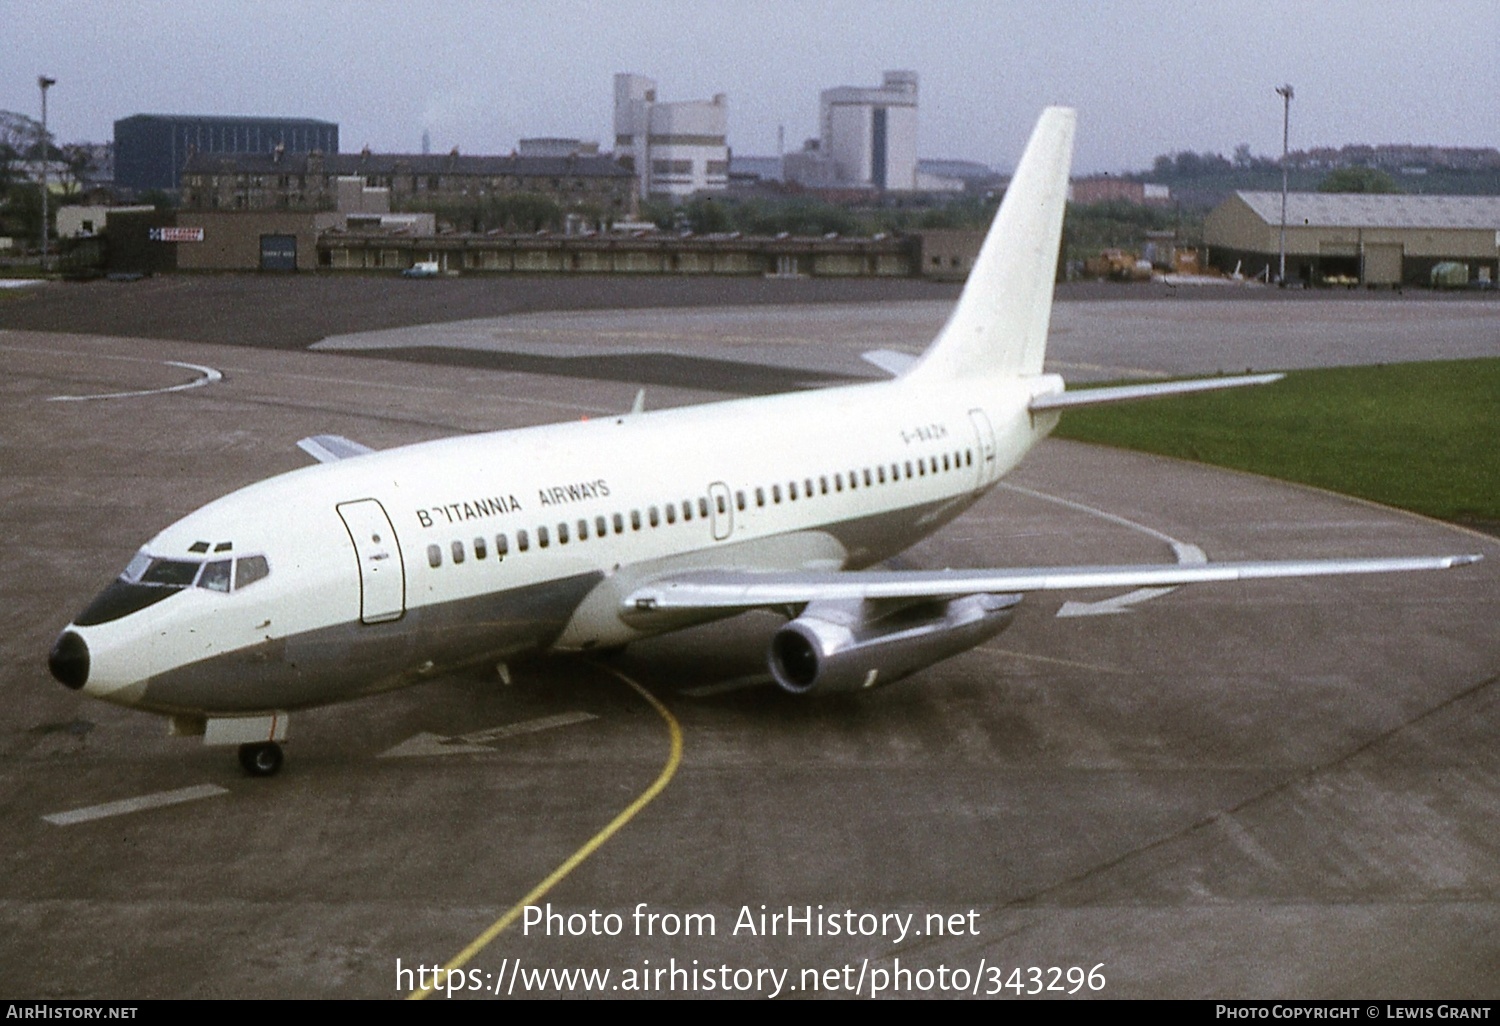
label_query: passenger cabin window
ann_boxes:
[631,510,642,531]
[474,537,487,560]
[612,513,624,534]
[427,545,442,568]
[649,507,660,527]
[665,504,676,525]
[597,516,608,537]
[452,541,466,563]
[496,533,509,557]
[557,522,569,544]
[538,526,550,548]
[517,529,530,552]
[736,491,746,511]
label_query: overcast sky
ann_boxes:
[4,0,1496,174]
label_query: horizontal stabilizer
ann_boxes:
[297,434,376,464]
[625,555,1481,613]
[861,349,919,377]
[1029,373,1284,412]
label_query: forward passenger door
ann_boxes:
[336,499,407,624]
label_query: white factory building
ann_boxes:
[819,70,919,191]
[613,73,729,200]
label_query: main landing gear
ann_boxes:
[238,741,285,777]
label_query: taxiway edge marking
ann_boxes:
[42,783,229,826]
[999,481,1203,617]
[47,360,223,402]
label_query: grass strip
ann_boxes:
[1051,358,1500,525]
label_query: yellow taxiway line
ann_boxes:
[408,664,682,1000]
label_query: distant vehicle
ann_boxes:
[1429,262,1469,289]
[402,261,440,278]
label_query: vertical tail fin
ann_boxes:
[908,107,1076,382]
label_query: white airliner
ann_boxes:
[48,108,1478,776]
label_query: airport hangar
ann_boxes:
[1205,191,1500,287]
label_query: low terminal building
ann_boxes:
[318,230,915,278]
[106,210,322,273]
[102,209,918,278]
[1206,191,1500,286]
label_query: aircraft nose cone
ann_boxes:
[49,631,90,690]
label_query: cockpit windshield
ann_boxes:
[76,549,273,627]
[119,550,271,593]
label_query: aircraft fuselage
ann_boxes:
[57,374,1057,718]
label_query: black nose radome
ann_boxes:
[49,631,90,690]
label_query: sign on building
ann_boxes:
[149,227,205,242]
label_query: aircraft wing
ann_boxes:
[624,555,1480,613]
[297,434,376,463]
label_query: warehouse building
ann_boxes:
[1206,191,1500,287]
[114,114,338,193]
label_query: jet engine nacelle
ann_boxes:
[768,592,1021,695]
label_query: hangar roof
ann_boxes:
[1236,191,1500,230]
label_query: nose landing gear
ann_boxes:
[238,742,285,777]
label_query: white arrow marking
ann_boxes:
[1000,484,1206,618]
[1057,586,1178,618]
[378,712,597,759]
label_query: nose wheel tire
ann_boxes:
[238,741,284,777]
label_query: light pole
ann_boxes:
[38,75,56,270]
[1275,83,1293,285]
